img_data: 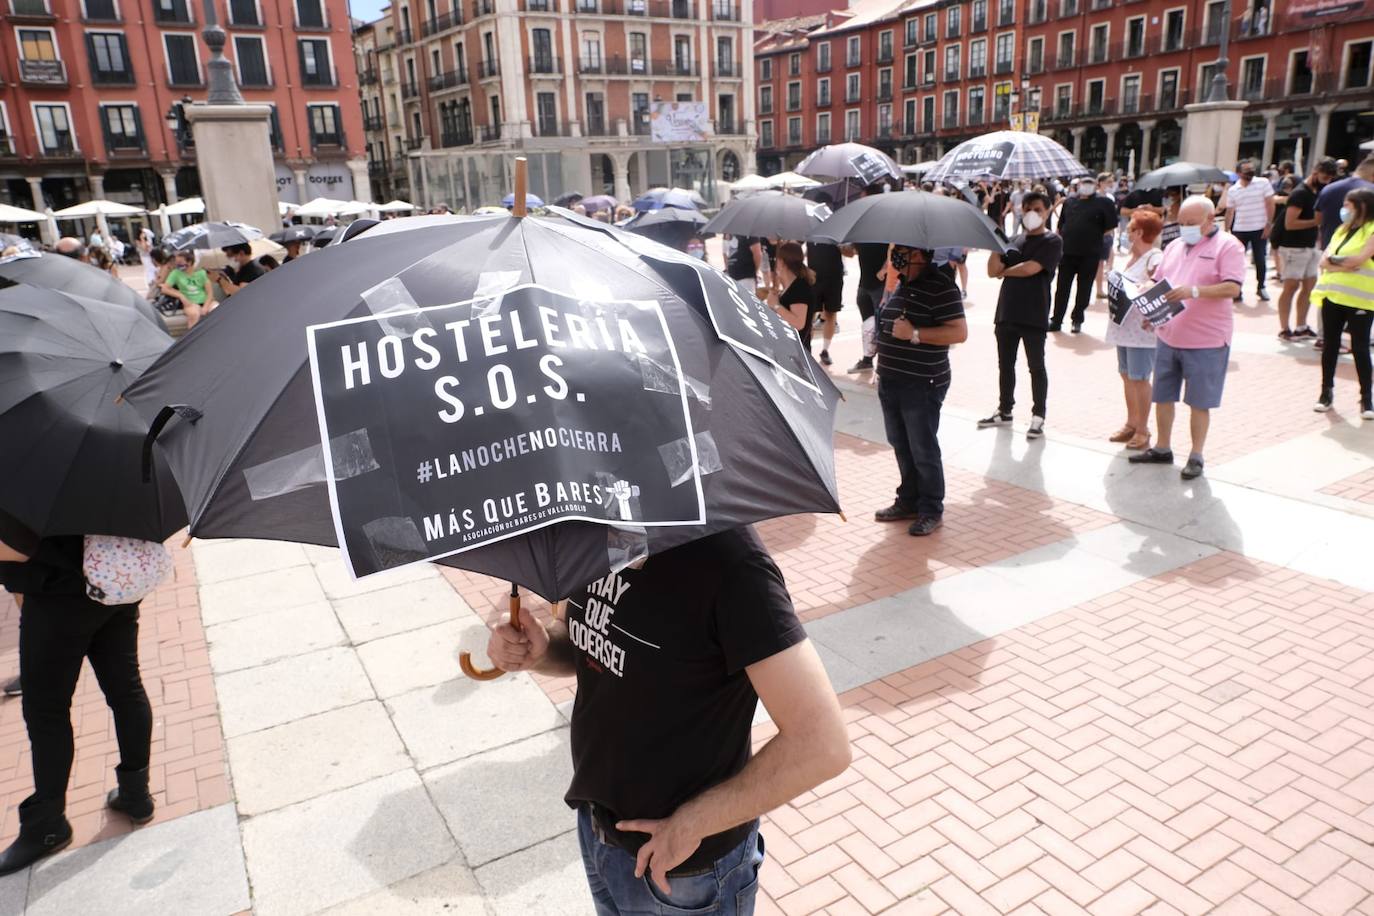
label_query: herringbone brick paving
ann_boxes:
[1321,467,1374,506]
[748,551,1374,915]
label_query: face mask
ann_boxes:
[1341,206,1353,224]
[889,247,911,270]
[1022,211,1045,231]
[1079,185,1095,197]
[1179,225,1203,245]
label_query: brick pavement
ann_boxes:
[1321,468,1374,506]
[0,542,230,851]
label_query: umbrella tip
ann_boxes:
[110,359,124,370]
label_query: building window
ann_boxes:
[969,38,986,77]
[1090,23,1108,63]
[87,32,132,83]
[903,52,916,87]
[1055,84,1071,116]
[878,29,892,62]
[296,0,325,28]
[1158,69,1178,108]
[923,12,936,41]
[816,42,830,72]
[997,0,1014,25]
[789,51,799,76]
[309,103,342,145]
[1240,56,1265,99]
[922,48,934,82]
[817,77,830,106]
[1121,74,1140,112]
[1028,36,1043,73]
[878,67,891,99]
[946,4,961,37]
[234,35,269,86]
[921,95,934,132]
[630,91,646,134]
[580,30,601,70]
[299,38,333,85]
[1204,0,1225,43]
[760,119,773,147]
[100,103,142,150]
[787,115,801,145]
[877,102,891,135]
[846,72,860,102]
[535,91,556,135]
[992,81,1011,119]
[845,108,859,141]
[0,104,11,155]
[164,33,200,85]
[846,35,860,67]
[1125,16,1145,58]
[82,0,119,21]
[153,0,192,24]
[229,0,259,25]
[1290,50,1313,94]
[718,93,734,131]
[816,111,830,143]
[1346,40,1373,89]
[972,0,986,30]
[531,27,554,71]
[760,57,771,80]
[585,92,605,134]
[629,32,646,74]
[968,86,984,124]
[673,35,692,74]
[1057,32,1074,68]
[1085,78,1104,113]
[716,36,733,76]
[994,32,1013,73]
[1164,9,1185,52]
[33,103,75,153]
[903,97,915,132]
[759,85,772,114]
[786,80,801,110]
[18,27,60,67]
[943,44,959,80]
[942,89,958,126]
[904,18,917,47]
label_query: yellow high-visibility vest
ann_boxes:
[1313,221,1374,312]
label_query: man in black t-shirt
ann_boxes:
[211,243,267,299]
[725,236,765,294]
[1276,159,1337,340]
[848,184,891,373]
[980,191,1064,439]
[807,241,844,366]
[484,528,850,915]
[1050,176,1117,332]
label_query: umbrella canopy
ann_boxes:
[900,161,943,174]
[375,199,416,213]
[0,250,167,331]
[632,187,706,212]
[810,190,1007,252]
[703,192,833,241]
[52,199,145,219]
[580,195,618,214]
[501,192,546,209]
[270,225,318,244]
[795,143,902,183]
[336,218,380,242]
[765,171,821,191]
[279,201,298,216]
[162,197,207,217]
[923,131,1089,182]
[0,203,47,223]
[802,178,865,210]
[1133,161,1231,191]
[552,192,584,208]
[122,210,840,599]
[0,285,186,540]
[727,174,773,194]
[164,220,264,251]
[294,197,366,218]
[621,207,709,249]
[310,226,338,247]
[0,233,39,253]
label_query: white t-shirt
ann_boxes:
[1227,179,1274,233]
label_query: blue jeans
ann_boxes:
[877,375,949,517]
[577,807,765,915]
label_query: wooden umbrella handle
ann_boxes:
[459,582,519,680]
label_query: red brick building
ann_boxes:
[755,0,1374,176]
[0,0,367,224]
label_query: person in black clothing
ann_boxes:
[1050,176,1117,332]
[766,242,819,350]
[872,246,969,536]
[980,191,1064,440]
[807,240,844,366]
[210,243,267,299]
[848,184,891,373]
[0,516,155,875]
[483,527,850,915]
[725,236,765,294]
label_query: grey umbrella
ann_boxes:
[164,220,264,251]
[810,190,1007,252]
[270,225,318,244]
[703,192,833,241]
[795,143,902,183]
[1134,161,1230,190]
[0,250,168,331]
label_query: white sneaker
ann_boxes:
[1026,416,1045,439]
[1362,406,1374,420]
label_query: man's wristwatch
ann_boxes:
[911,327,921,344]
[1191,285,1200,299]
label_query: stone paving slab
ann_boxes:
[192,540,311,585]
[216,646,374,739]
[197,565,329,627]
[318,859,484,915]
[356,618,488,700]
[474,829,593,916]
[206,600,346,675]
[240,769,456,916]
[331,577,472,645]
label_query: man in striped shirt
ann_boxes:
[1224,161,1275,302]
[873,246,969,536]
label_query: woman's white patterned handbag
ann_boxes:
[82,536,172,606]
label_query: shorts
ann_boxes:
[815,280,844,313]
[1116,345,1156,381]
[1151,341,1229,409]
[1279,246,1321,280]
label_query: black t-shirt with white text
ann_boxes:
[563,527,805,864]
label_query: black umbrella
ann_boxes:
[0,250,168,332]
[1134,161,1229,191]
[795,143,902,183]
[164,221,264,251]
[622,207,709,249]
[810,190,1007,252]
[312,227,339,247]
[703,192,832,241]
[270,225,317,244]
[121,209,840,601]
[337,218,381,243]
[802,179,864,210]
[0,284,186,541]
[553,192,585,208]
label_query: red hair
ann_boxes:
[1129,209,1163,243]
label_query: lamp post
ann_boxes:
[201,0,244,104]
[164,96,194,148]
[1206,0,1232,103]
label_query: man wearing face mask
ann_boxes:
[1050,175,1118,333]
[1276,159,1338,340]
[1225,160,1275,302]
[1129,196,1244,480]
[873,245,969,536]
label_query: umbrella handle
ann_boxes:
[141,404,203,483]
[459,582,520,681]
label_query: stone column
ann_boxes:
[347,158,373,203]
[159,168,180,205]
[611,152,632,204]
[1070,126,1085,159]
[87,173,111,240]
[186,103,281,232]
[1180,100,1247,168]
[1313,103,1338,163]
[1137,120,1157,172]
[26,177,56,246]
[1102,124,1119,173]
[1259,109,1280,167]
[292,166,308,205]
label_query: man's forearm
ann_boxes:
[919,324,968,345]
[534,619,577,677]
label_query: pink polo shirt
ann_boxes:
[1153,229,1246,349]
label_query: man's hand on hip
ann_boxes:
[615,813,704,896]
[484,605,549,671]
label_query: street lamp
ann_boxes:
[164,95,194,148]
[1206,0,1232,103]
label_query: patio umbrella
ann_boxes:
[375,199,417,213]
[164,220,264,251]
[121,208,840,600]
[580,195,618,214]
[621,207,709,249]
[632,187,706,211]
[810,190,1007,252]
[0,250,167,331]
[727,174,772,195]
[270,225,318,244]
[0,284,186,541]
[51,200,145,219]
[162,197,207,217]
[765,171,821,191]
[703,192,832,241]
[0,203,47,223]
[294,197,366,218]
[1134,161,1230,191]
[501,192,545,209]
[922,131,1089,182]
[279,201,298,216]
[795,143,902,183]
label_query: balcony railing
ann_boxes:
[816,128,831,144]
[1088,44,1108,64]
[477,58,500,78]
[653,58,698,77]
[1027,1,1047,24]
[968,110,985,126]
[311,131,345,148]
[816,58,831,73]
[301,69,336,87]
[717,120,740,134]
[92,66,135,84]
[670,0,690,17]
[971,14,986,32]
[429,69,468,90]
[364,114,384,131]
[786,96,801,111]
[396,28,413,44]
[711,2,738,20]
[994,59,1013,74]
[877,85,892,101]
[152,0,192,23]
[480,125,502,141]
[968,64,986,78]
[942,112,959,128]
[404,137,423,150]
[715,59,739,77]
[1053,51,1076,70]
[1122,37,1146,59]
[422,9,462,35]
[997,3,1014,25]
[523,0,552,8]
[401,80,420,98]
[0,136,14,156]
[359,68,379,84]
[472,0,493,15]
[943,67,959,82]
[818,92,831,106]
[584,120,608,136]
[528,55,560,74]
[759,133,774,149]
[877,46,893,64]
[1079,97,1115,117]
[40,138,79,157]
[904,31,919,49]
[440,130,473,147]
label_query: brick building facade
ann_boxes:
[755,0,1374,176]
[0,0,367,228]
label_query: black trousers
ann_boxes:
[995,324,1048,418]
[20,596,151,813]
[856,284,881,322]
[1052,253,1100,327]
[1320,301,1373,405]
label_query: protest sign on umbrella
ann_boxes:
[922,131,1089,183]
[795,143,902,183]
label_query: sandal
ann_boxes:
[1125,431,1152,450]
[1108,426,1136,443]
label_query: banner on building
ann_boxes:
[1280,0,1368,30]
[1025,111,1040,133]
[1010,113,1024,132]
[650,102,712,144]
